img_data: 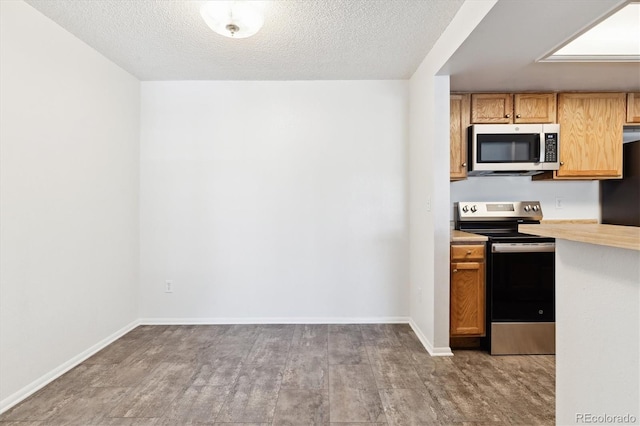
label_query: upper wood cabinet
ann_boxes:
[513,93,557,123]
[554,92,626,179]
[471,93,556,124]
[627,93,640,124]
[471,93,513,123]
[454,91,627,180]
[450,94,470,181]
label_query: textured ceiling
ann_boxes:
[24,0,464,81]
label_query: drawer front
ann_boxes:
[451,244,485,261]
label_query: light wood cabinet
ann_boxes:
[450,243,485,337]
[471,93,513,123]
[553,92,626,179]
[627,93,640,124]
[513,93,557,123]
[471,93,556,124]
[455,91,627,180]
[450,94,470,181]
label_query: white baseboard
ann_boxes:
[0,319,140,415]
[409,319,453,356]
[138,316,411,325]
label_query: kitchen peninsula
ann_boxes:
[520,223,640,425]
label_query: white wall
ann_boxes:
[0,0,140,409]
[555,240,639,424]
[408,0,497,354]
[139,81,409,322]
[451,177,600,220]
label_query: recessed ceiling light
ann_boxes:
[540,2,640,62]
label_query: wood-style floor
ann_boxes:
[0,324,555,425]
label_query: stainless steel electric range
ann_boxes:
[454,201,556,355]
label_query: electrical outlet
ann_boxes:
[555,197,563,209]
[426,197,431,212]
[165,280,173,293]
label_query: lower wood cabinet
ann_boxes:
[450,244,486,337]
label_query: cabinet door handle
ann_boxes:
[516,114,521,118]
[453,269,458,273]
[461,162,467,167]
[505,114,511,118]
[560,161,564,166]
[466,250,472,255]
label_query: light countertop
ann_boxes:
[451,230,488,243]
[519,223,640,251]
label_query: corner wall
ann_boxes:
[0,1,140,409]
[408,0,498,354]
[555,241,639,424]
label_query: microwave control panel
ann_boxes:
[544,133,558,163]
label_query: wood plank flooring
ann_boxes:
[0,324,555,425]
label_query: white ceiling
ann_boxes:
[443,0,640,92]
[20,0,640,90]
[23,0,464,80]
[547,3,640,60]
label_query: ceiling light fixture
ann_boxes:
[540,2,640,62]
[200,1,266,39]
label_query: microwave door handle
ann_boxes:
[534,134,541,163]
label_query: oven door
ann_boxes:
[490,242,555,322]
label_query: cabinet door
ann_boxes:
[450,94,470,180]
[450,262,485,336]
[514,93,556,123]
[471,93,513,123]
[627,93,640,123]
[556,93,625,178]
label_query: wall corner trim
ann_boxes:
[409,319,453,356]
[0,319,141,414]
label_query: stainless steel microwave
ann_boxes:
[467,124,560,176]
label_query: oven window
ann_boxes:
[477,134,539,163]
[490,250,555,321]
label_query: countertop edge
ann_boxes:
[540,219,598,224]
[519,224,640,251]
[451,230,488,243]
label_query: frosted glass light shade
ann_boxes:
[200,1,265,39]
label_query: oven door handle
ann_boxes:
[492,242,555,253]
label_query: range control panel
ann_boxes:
[456,201,543,221]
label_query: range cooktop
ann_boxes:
[454,201,553,242]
